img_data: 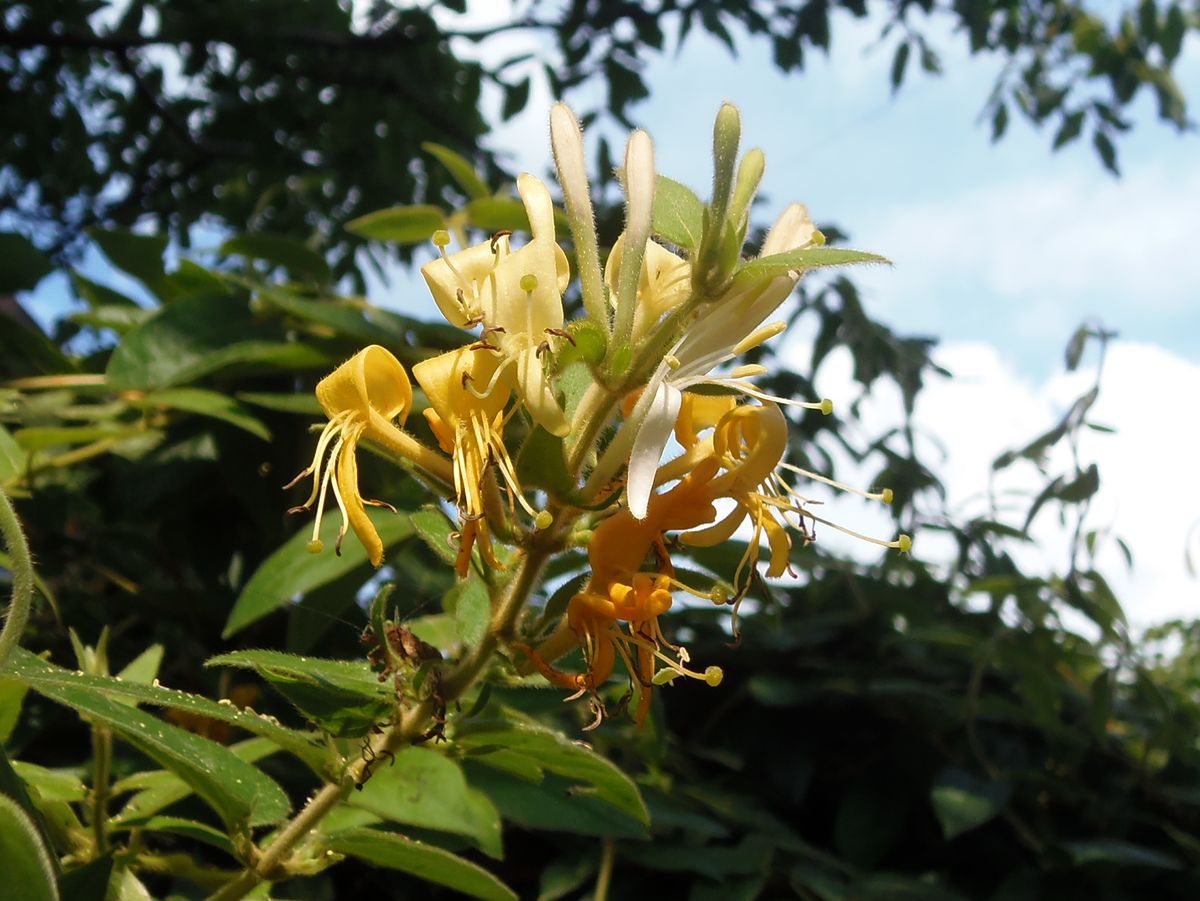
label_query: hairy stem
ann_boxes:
[0,486,34,669]
[205,543,556,901]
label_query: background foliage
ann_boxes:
[2,2,1199,899]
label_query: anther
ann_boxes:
[732,321,787,356]
[664,354,681,370]
[307,539,324,554]
[704,666,724,687]
[534,510,554,530]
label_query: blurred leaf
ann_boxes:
[139,388,271,440]
[465,198,532,234]
[652,174,704,250]
[224,507,414,637]
[1063,840,1184,870]
[0,677,28,742]
[0,425,28,483]
[346,206,446,243]
[930,767,1011,839]
[106,292,329,390]
[890,41,910,91]
[0,794,58,901]
[325,827,517,901]
[423,142,491,200]
[0,233,53,293]
[220,233,331,283]
[236,391,323,415]
[410,505,460,568]
[69,305,152,335]
[88,229,168,295]
[11,762,87,803]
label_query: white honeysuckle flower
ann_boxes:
[420,173,572,436]
[624,203,827,519]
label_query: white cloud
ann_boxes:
[821,338,1200,630]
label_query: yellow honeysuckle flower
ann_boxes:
[421,174,572,436]
[286,346,419,567]
[519,461,725,727]
[413,345,543,576]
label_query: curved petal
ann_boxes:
[625,382,682,520]
[419,240,501,327]
[512,347,569,437]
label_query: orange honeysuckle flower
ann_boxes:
[520,460,726,727]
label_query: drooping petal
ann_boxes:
[511,347,569,437]
[625,382,683,520]
[333,434,384,567]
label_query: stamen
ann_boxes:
[793,504,912,551]
[309,438,342,546]
[777,463,894,503]
[732,320,787,355]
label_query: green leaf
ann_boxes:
[410,506,460,568]
[464,764,648,838]
[206,650,394,737]
[350,747,501,846]
[110,815,234,854]
[464,198,531,234]
[1052,110,1086,150]
[113,737,280,824]
[0,676,29,742]
[21,683,288,829]
[731,248,890,290]
[0,424,29,483]
[1063,839,1184,870]
[501,77,531,120]
[346,205,446,243]
[70,273,139,308]
[930,767,1011,840]
[236,391,323,415]
[516,428,575,500]
[423,143,492,200]
[106,292,330,390]
[1093,130,1118,175]
[0,232,54,293]
[11,762,87,803]
[56,855,113,901]
[89,229,169,297]
[8,650,321,771]
[220,233,331,283]
[0,794,59,901]
[115,645,164,685]
[890,42,910,91]
[455,718,649,826]
[69,305,152,335]
[325,827,517,901]
[652,175,704,250]
[445,574,491,647]
[224,507,414,637]
[138,388,271,440]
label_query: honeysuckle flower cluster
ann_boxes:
[289,102,910,728]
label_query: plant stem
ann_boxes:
[0,486,34,670]
[594,837,616,901]
[205,544,556,901]
[91,726,112,854]
[565,382,619,476]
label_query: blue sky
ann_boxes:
[17,2,1200,626]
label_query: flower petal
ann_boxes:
[625,382,682,520]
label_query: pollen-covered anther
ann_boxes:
[534,510,554,530]
[664,354,682,370]
[704,666,724,687]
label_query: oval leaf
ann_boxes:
[346,205,446,243]
[224,507,414,637]
[325,827,516,901]
[730,247,891,290]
